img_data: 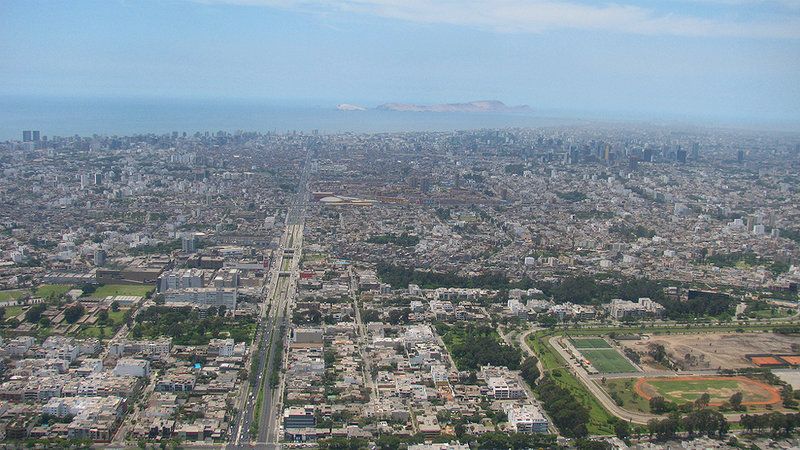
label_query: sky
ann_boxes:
[1,0,799,123]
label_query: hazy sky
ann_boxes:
[1,0,799,122]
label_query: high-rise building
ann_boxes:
[182,235,197,253]
[737,150,745,163]
[94,249,107,267]
[22,130,32,142]
[32,130,40,141]
[94,173,103,185]
[676,149,687,163]
[691,142,700,159]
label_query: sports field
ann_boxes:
[635,376,781,406]
[93,284,153,298]
[579,348,638,373]
[570,338,612,349]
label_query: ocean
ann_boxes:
[0,96,578,140]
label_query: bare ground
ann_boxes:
[619,332,800,371]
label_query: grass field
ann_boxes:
[92,284,153,298]
[78,326,116,339]
[602,378,651,413]
[578,348,638,373]
[635,376,781,406]
[107,309,127,325]
[0,289,27,302]
[2,305,24,320]
[570,338,612,349]
[35,284,72,298]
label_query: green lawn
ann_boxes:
[0,289,27,302]
[34,285,72,298]
[303,252,327,262]
[92,284,153,298]
[570,338,612,349]
[578,349,638,373]
[747,308,793,319]
[107,309,127,325]
[78,326,116,339]
[2,305,24,320]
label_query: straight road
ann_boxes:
[230,152,311,449]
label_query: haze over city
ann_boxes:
[1,0,799,127]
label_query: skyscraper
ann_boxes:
[22,130,32,142]
[676,149,687,163]
[737,150,745,163]
[691,142,700,159]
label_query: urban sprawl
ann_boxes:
[1,126,800,450]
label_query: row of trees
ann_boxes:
[377,263,736,319]
[539,276,664,307]
[366,232,420,247]
[656,293,734,319]
[317,432,558,450]
[536,376,590,438]
[647,409,728,440]
[376,262,535,291]
[740,412,800,435]
[520,356,540,385]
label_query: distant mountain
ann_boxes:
[375,100,530,113]
[336,103,367,111]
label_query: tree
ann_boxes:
[782,385,797,408]
[97,310,109,324]
[695,393,711,409]
[648,417,679,440]
[537,377,590,438]
[130,324,143,339]
[730,392,744,411]
[520,356,540,386]
[25,303,47,323]
[649,396,674,414]
[575,440,613,450]
[613,419,631,439]
[538,315,558,327]
[64,305,85,324]
[648,344,667,363]
[0,306,5,321]
[39,317,51,327]
[110,301,120,312]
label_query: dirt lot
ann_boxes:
[619,332,800,371]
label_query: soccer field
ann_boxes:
[570,338,612,349]
[93,284,153,298]
[579,348,638,373]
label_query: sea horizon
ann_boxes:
[1,95,798,140]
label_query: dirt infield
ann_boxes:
[634,376,782,407]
